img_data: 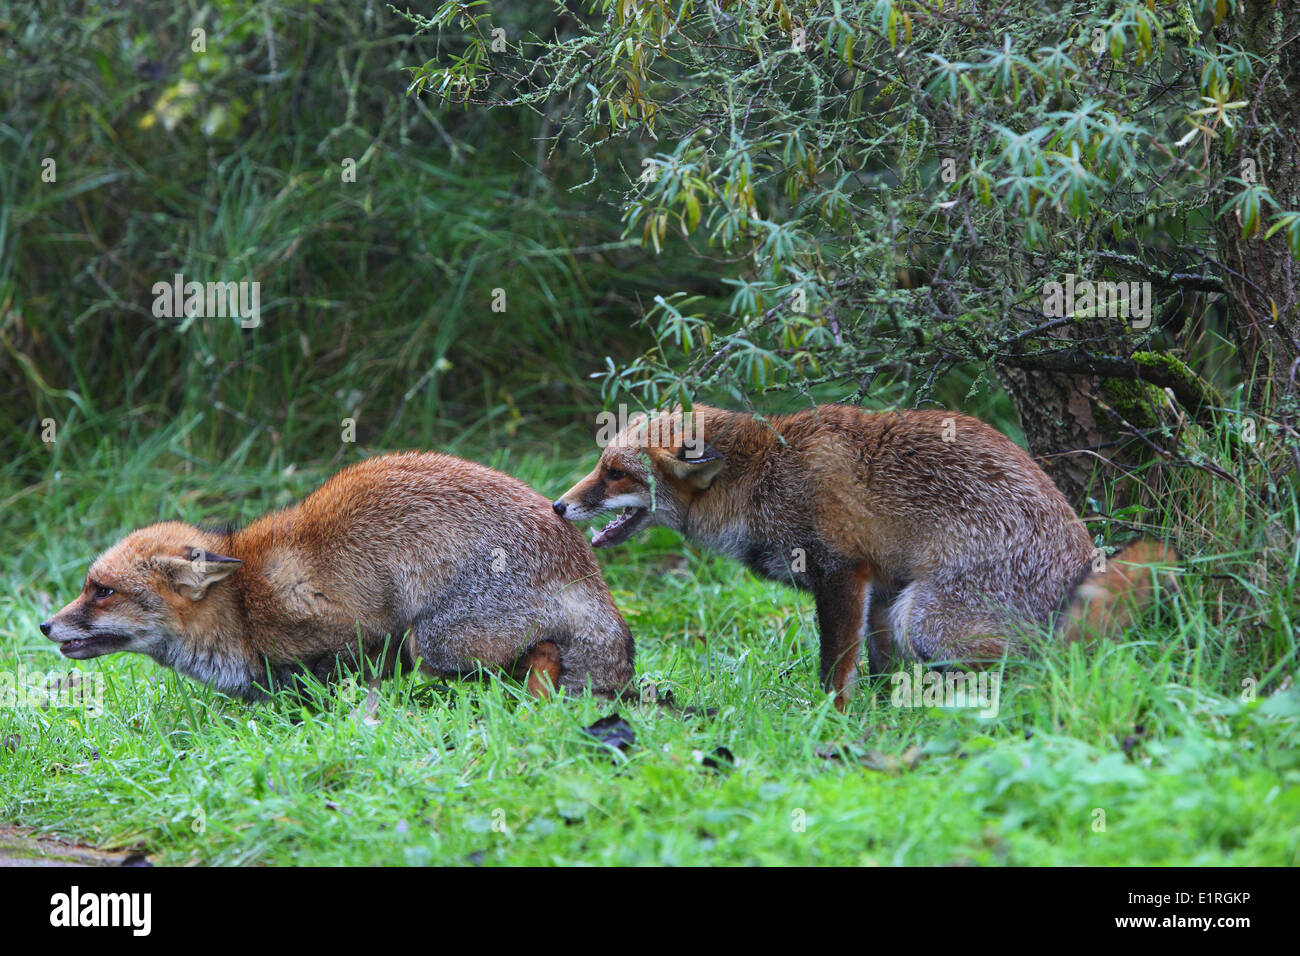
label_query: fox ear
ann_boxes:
[664,440,725,490]
[156,547,242,601]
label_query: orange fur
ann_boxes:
[43,453,634,700]
[556,404,1178,707]
[1060,540,1180,646]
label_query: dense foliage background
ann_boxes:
[407,0,1299,505]
[1,0,692,470]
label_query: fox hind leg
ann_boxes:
[405,584,633,700]
[550,621,634,700]
[519,629,637,702]
[889,578,1014,668]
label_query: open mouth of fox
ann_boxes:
[57,634,132,659]
[591,507,650,548]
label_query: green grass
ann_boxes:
[2,427,1298,865]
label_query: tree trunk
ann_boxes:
[1001,2,1300,505]
[1216,0,1300,416]
[997,323,1173,512]
[998,356,1109,509]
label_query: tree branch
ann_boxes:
[1093,251,1226,295]
[996,346,1222,418]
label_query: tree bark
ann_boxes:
[1001,4,1300,505]
[998,358,1108,509]
[997,322,1173,511]
[1215,0,1300,416]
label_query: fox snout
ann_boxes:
[552,477,612,523]
[550,496,603,521]
[41,602,136,660]
[554,472,656,548]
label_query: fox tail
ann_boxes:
[1060,539,1180,645]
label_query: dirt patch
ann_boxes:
[0,826,151,867]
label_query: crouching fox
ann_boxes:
[42,453,633,700]
[553,404,1177,710]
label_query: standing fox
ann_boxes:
[41,453,633,700]
[553,404,1176,709]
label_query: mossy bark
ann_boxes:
[997,321,1180,511]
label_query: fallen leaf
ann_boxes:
[584,713,635,752]
[701,746,735,772]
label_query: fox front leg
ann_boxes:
[811,563,873,712]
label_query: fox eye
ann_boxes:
[92,585,115,601]
[605,468,626,481]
